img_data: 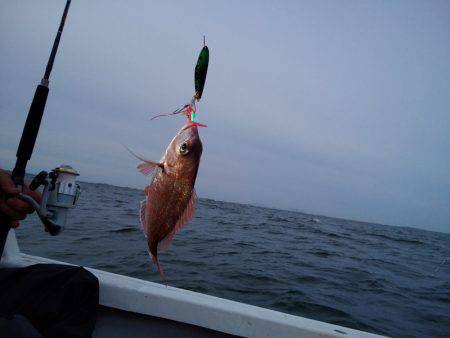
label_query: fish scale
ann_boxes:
[135,124,203,282]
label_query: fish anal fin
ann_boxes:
[161,190,197,251]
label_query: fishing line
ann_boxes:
[149,105,188,121]
[149,38,209,127]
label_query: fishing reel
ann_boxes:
[19,165,81,236]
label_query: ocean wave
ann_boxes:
[16,180,450,338]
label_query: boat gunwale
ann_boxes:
[1,231,385,338]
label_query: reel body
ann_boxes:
[26,165,81,235]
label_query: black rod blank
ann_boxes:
[44,0,71,81]
[1,1,72,257]
[11,0,71,187]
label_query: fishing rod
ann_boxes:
[1,0,80,257]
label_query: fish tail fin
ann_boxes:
[151,253,166,285]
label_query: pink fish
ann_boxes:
[134,124,203,281]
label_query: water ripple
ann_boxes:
[15,180,450,338]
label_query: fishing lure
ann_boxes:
[151,39,209,127]
[194,39,209,101]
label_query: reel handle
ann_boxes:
[29,171,48,191]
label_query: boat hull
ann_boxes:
[1,231,386,338]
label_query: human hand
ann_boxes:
[0,170,42,228]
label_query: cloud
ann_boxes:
[1,0,449,233]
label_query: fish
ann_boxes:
[133,124,203,281]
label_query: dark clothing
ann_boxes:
[0,264,99,338]
[0,314,42,338]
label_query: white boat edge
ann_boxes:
[1,230,386,338]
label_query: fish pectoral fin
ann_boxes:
[138,161,163,176]
[139,199,148,237]
[123,145,162,176]
[161,189,197,251]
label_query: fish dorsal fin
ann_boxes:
[140,199,148,237]
[161,189,197,251]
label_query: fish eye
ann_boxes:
[179,142,189,155]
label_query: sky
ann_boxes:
[0,1,449,233]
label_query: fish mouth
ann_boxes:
[180,124,197,132]
[179,124,200,140]
[178,123,201,149]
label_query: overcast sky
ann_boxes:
[1,1,449,233]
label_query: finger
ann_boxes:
[23,183,42,203]
[0,203,26,221]
[0,170,19,197]
[6,198,35,214]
